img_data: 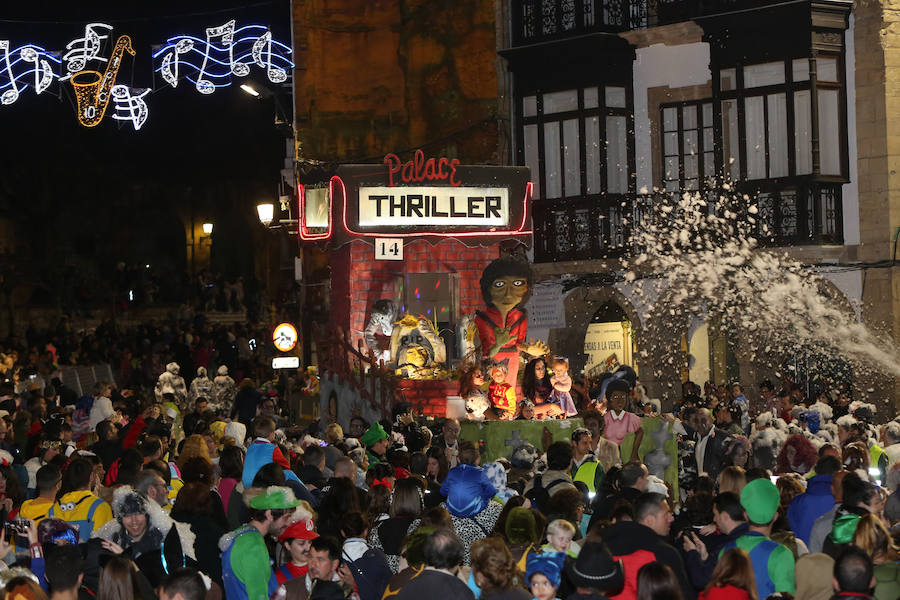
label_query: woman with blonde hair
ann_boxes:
[698,548,758,600]
[852,513,900,600]
[470,537,530,600]
[717,466,746,495]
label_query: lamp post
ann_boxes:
[257,203,274,227]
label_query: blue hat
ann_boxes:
[526,552,566,588]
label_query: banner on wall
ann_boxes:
[524,284,566,329]
[584,321,632,374]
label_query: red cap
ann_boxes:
[278,518,319,542]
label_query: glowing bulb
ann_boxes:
[257,202,274,226]
[240,84,259,97]
[202,222,213,235]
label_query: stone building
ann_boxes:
[292,0,899,415]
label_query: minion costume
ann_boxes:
[719,479,795,599]
[220,486,301,600]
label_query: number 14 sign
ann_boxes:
[374,238,404,261]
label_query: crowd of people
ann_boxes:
[0,337,894,600]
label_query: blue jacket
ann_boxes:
[440,464,496,517]
[787,473,834,545]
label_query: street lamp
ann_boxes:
[257,202,274,226]
[202,222,214,235]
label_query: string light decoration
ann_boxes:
[0,17,291,130]
[71,34,135,127]
[61,23,113,79]
[0,41,60,104]
[111,84,149,130]
[154,19,292,93]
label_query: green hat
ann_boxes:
[249,486,301,510]
[360,422,389,448]
[740,478,780,524]
[829,514,862,545]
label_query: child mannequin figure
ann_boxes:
[459,363,490,421]
[487,362,517,420]
[549,357,578,417]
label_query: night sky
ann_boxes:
[0,1,293,287]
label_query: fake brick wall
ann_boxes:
[395,379,457,417]
[329,239,499,343]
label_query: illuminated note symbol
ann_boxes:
[195,20,248,95]
[160,38,194,88]
[20,46,53,95]
[62,22,113,78]
[111,85,149,130]
[0,41,18,105]
[251,32,287,84]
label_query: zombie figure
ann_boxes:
[363,299,399,363]
[473,256,548,387]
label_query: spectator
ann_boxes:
[603,492,694,600]
[393,529,474,600]
[787,455,841,546]
[51,457,113,542]
[637,562,685,600]
[160,569,207,600]
[831,546,875,600]
[20,464,61,523]
[469,537,530,600]
[697,548,757,600]
[564,541,625,600]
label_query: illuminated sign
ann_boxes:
[298,159,532,248]
[153,20,292,94]
[358,186,509,228]
[0,19,292,130]
[272,322,298,352]
[272,356,300,369]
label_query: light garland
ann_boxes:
[111,84,149,130]
[0,18,292,129]
[154,19,293,93]
[0,41,60,104]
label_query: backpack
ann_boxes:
[524,474,567,513]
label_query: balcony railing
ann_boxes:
[512,0,790,47]
[532,183,844,263]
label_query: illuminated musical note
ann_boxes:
[111,84,149,130]
[0,41,19,105]
[19,46,53,95]
[62,22,112,79]
[251,31,287,84]
[195,20,248,94]
[160,38,194,88]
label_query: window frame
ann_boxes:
[660,100,716,192]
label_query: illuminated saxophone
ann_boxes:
[71,35,135,127]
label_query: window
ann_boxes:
[520,85,631,200]
[518,84,634,261]
[661,102,715,192]
[717,56,846,181]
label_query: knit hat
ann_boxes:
[117,491,150,518]
[249,486,301,510]
[740,478,780,524]
[525,552,566,588]
[505,507,538,545]
[278,518,319,542]
[360,423,388,448]
[794,553,835,600]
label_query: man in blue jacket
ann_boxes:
[787,455,841,545]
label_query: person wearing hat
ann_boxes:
[526,552,566,600]
[360,423,389,465]
[220,486,300,600]
[275,518,319,585]
[719,478,795,599]
[564,541,625,600]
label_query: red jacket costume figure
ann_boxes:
[473,256,547,388]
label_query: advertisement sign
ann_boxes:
[584,321,630,374]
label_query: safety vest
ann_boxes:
[574,460,604,493]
